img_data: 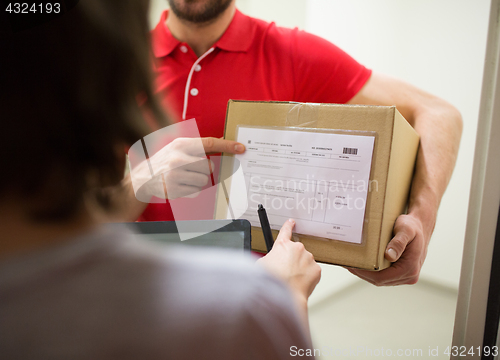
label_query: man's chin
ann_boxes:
[168,0,233,24]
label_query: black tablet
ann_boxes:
[123,219,252,252]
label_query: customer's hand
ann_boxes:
[131,137,245,201]
[257,219,321,306]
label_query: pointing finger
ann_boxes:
[276,219,295,243]
[201,137,245,155]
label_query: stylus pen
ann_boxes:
[258,204,274,252]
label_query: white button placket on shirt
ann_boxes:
[181,47,215,121]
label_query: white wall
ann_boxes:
[149,0,167,29]
[305,0,490,289]
[148,0,491,290]
[236,0,307,29]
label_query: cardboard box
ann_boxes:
[217,100,419,270]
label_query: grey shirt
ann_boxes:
[0,225,313,360]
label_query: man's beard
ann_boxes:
[168,0,233,24]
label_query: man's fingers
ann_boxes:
[385,217,417,262]
[201,137,245,155]
[177,170,209,188]
[182,158,214,175]
[276,219,295,242]
[385,233,409,262]
[175,185,202,199]
[169,137,244,156]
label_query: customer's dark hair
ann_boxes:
[0,0,165,220]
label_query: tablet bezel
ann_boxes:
[124,219,252,251]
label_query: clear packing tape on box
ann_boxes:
[216,100,419,270]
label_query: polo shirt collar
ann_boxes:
[151,9,254,58]
[214,9,253,53]
[152,10,179,58]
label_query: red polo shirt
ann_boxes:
[140,9,372,222]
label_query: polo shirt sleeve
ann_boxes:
[289,28,372,104]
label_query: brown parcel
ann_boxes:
[216,100,419,271]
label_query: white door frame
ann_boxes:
[452,0,500,358]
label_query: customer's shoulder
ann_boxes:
[107,227,298,331]
[102,225,284,299]
[0,225,306,359]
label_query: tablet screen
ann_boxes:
[143,230,245,251]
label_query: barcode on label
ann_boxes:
[343,147,358,155]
